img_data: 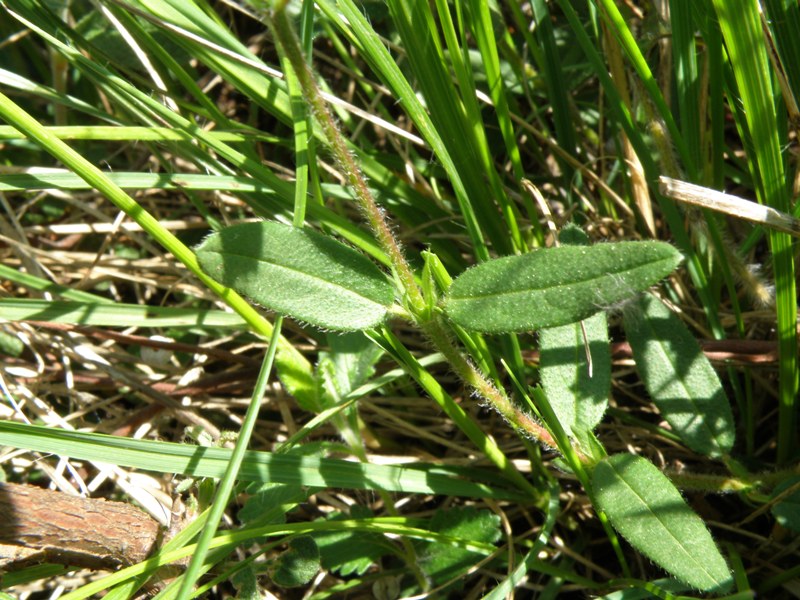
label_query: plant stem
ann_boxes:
[420,319,557,448]
[268,6,424,312]
[267,3,555,450]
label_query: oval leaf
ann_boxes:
[539,312,610,445]
[196,221,394,331]
[443,242,682,333]
[770,476,800,533]
[593,454,732,592]
[623,294,735,457]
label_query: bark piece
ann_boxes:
[0,482,161,571]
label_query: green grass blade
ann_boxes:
[0,265,114,304]
[385,0,513,257]
[595,0,693,176]
[762,0,800,118]
[669,1,702,171]
[0,421,525,501]
[712,0,798,463]
[530,0,578,180]
[315,0,490,262]
[176,318,283,599]
[0,299,246,328]
[467,1,525,182]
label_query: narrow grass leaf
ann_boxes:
[592,453,732,592]
[444,242,682,333]
[623,294,735,457]
[0,298,246,328]
[316,0,489,261]
[196,221,394,331]
[539,311,610,444]
[385,0,512,256]
[0,421,524,501]
[712,0,798,464]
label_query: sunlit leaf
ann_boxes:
[444,242,682,333]
[196,221,394,331]
[593,454,732,592]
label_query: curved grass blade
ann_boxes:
[623,294,735,458]
[592,453,733,593]
[444,242,682,333]
[196,221,394,331]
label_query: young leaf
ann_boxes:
[314,506,395,576]
[539,311,610,445]
[443,242,682,333]
[592,453,732,593]
[196,221,394,331]
[269,536,320,588]
[416,507,501,587]
[237,482,309,525]
[623,294,735,457]
[231,565,261,600]
[318,332,384,408]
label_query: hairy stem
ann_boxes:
[267,4,553,448]
[268,6,424,311]
[420,319,556,447]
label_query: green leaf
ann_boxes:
[230,565,261,600]
[270,536,320,588]
[539,311,610,445]
[318,332,384,407]
[623,294,735,458]
[417,507,501,587]
[0,298,246,328]
[196,221,394,331]
[771,476,800,533]
[592,454,732,592]
[443,242,683,333]
[275,348,322,413]
[238,482,309,525]
[314,506,395,576]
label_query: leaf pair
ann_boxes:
[196,221,683,333]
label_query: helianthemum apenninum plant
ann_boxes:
[1,0,800,597]
[191,1,730,593]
